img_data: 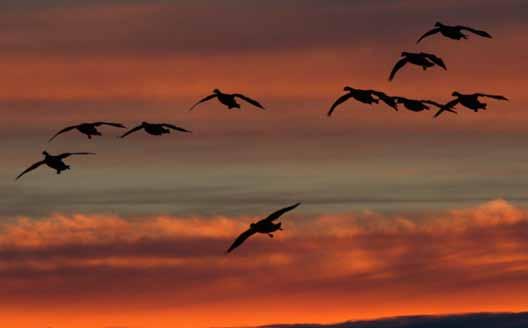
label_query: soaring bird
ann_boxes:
[226,203,301,253]
[417,22,492,43]
[48,122,126,142]
[391,96,456,114]
[120,122,191,138]
[434,92,508,118]
[328,87,397,116]
[389,52,447,81]
[15,151,95,180]
[190,89,265,111]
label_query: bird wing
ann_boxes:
[162,124,192,133]
[120,125,144,138]
[475,93,508,101]
[93,122,127,128]
[233,94,265,110]
[458,26,492,38]
[421,100,444,108]
[15,160,46,180]
[424,53,447,70]
[48,125,79,142]
[416,27,441,43]
[433,99,460,118]
[372,91,398,111]
[226,227,257,253]
[57,152,96,159]
[189,94,217,111]
[262,203,301,223]
[327,93,353,116]
[389,58,409,81]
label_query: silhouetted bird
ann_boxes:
[434,92,508,118]
[48,122,126,142]
[328,87,397,116]
[389,52,446,81]
[120,122,191,138]
[391,96,456,114]
[417,22,492,43]
[226,203,301,253]
[190,89,265,111]
[15,151,95,180]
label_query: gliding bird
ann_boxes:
[15,151,95,180]
[48,122,126,142]
[417,22,492,43]
[434,92,508,118]
[190,89,265,111]
[389,52,446,81]
[120,122,191,138]
[328,87,397,116]
[226,203,301,253]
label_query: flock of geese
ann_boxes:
[15,22,509,253]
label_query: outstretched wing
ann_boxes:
[262,203,301,223]
[58,152,95,159]
[189,94,217,111]
[373,91,398,111]
[48,125,79,142]
[416,27,441,43]
[15,160,45,180]
[162,124,192,133]
[234,94,265,110]
[424,53,447,70]
[327,93,353,116]
[226,228,257,253]
[421,100,444,108]
[476,93,508,101]
[433,99,460,118]
[120,125,144,138]
[458,26,492,38]
[389,58,409,81]
[93,122,127,128]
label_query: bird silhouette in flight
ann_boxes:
[390,96,456,114]
[434,92,508,118]
[389,52,446,81]
[328,87,397,116]
[15,151,95,180]
[226,203,301,253]
[190,89,265,111]
[417,22,492,43]
[48,122,126,142]
[120,122,191,138]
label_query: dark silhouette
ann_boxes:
[391,96,457,114]
[389,52,446,81]
[417,22,492,43]
[48,122,126,142]
[226,203,301,253]
[190,89,265,111]
[15,151,95,180]
[328,87,397,116]
[434,92,508,118]
[120,122,191,138]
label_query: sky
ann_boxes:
[1,0,528,327]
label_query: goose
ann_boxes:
[391,96,456,113]
[16,151,95,180]
[190,89,265,111]
[226,203,301,253]
[417,22,492,43]
[389,52,446,81]
[328,87,397,116]
[48,122,126,142]
[434,92,508,118]
[120,122,191,138]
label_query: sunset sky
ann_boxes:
[2,1,528,327]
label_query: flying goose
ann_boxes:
[16,151,95,180]
[434,92,508,118]
[120,122,191,138]
[48,122,126,142]
[328,87,397,116]
[226,203,301,253]
[190,89,265,111]
[389,52,446,81]
[417,22,492,43]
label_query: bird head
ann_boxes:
[435,21,444,27]
[141,121,148,125]
[343,86,354,92]
[401,51,410,57]
[213,88,221,94]
[452,91,461,97]
[42,151,50,157]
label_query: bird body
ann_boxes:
[190,89,265,111]
[327,87,397,116]
[393,97,445,112]
[226,203,300,253]
[48,122,126,142]
[15,151,95,180]
[120,122,191,138]
[417,22,492,43]
[434,92,508,117]
[389,52,446,81]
